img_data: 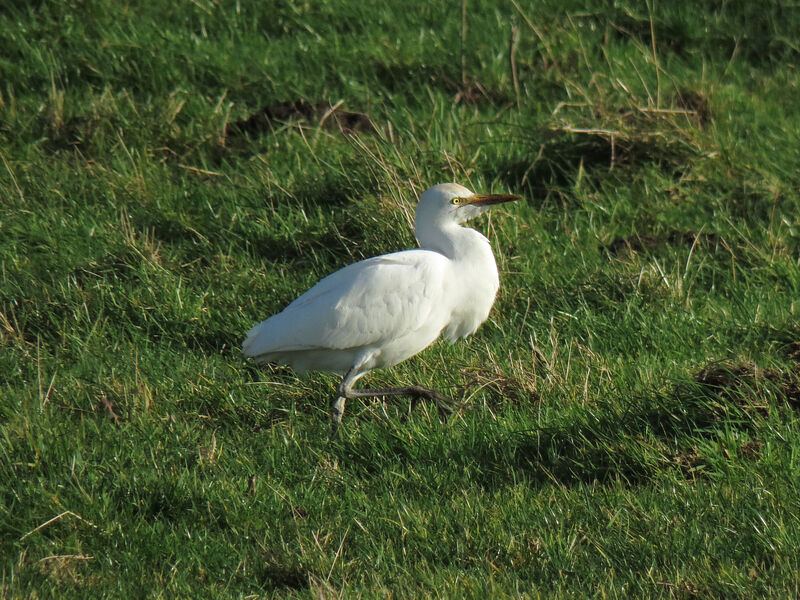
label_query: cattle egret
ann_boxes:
[243,183,519,432]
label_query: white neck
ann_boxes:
[416,220,490,260]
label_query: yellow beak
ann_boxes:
[464,193,521,207]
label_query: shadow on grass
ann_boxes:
[597,4,799,66]
[601,230,725,258]
[456,395,741,488]
[492,125,697,200]
[467,360,798,488]
[369,59,512,107]
[227,99,378,141]
[334,357,799,488]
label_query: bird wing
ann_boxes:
[242,249,450,358]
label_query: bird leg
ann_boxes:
[331,368,456,434]
[345,386,454,420]
[330,396,346,435]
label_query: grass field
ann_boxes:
[2,0,800,597]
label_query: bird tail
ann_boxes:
[241,321,268,358]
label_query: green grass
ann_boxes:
[2,0,800,597]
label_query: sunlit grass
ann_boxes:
[2,0,800,597]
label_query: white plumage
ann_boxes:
[243,183,519,432]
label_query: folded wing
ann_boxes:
[242,250,451,361]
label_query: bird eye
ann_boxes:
[451,197,464,206]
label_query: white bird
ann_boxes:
[242,183,519,432]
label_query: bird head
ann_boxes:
[416,183,520,226]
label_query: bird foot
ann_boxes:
[408,389,455,422]
[330,396,346,437]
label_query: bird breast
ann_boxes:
[441,234,500,341]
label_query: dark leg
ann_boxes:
[331,368,457,433]
[330,395,346,436]
[342,385,454,420]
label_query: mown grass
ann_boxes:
[2,0,800,597]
